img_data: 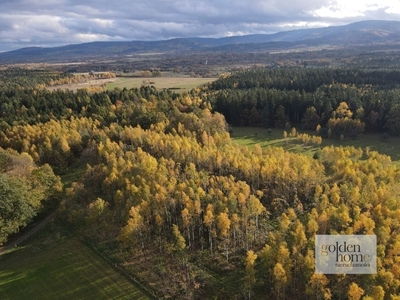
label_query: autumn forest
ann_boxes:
[1,65,400,299]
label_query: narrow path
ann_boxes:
[0,210,58,255]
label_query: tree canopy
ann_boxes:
[1,67,400,299]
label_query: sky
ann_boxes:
[0,0,399,53]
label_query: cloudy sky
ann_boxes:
[0,0,399,52]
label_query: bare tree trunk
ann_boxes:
[209,230,213,255]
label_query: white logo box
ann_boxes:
[315,235,377,274]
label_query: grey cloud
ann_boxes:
[0,0,398,52]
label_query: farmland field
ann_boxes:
[107,76,217,92]
[0,222,153,300]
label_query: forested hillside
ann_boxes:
[1,67,400,299]
[1,20,400,64]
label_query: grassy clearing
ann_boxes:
[107,76,217,92]
[59,163,87,188]
[230,126,400,163]
[0,222,152,300]
[202,266,243,298]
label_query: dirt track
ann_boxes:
[0,210,58,255]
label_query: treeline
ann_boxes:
[0,68,73,89]
[0,85,179,126]
[204,68,400,135]
[210,68,400,92]
[350,51,400,69]
[0,148,62,244]
[0,68,115,90]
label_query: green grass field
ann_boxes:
[107,76,217,92]
[230,126,400,163]
[0,223,152,300]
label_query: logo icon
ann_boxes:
[315,235,377,274]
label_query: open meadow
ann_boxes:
[107,76,217,92]
[46,75,217,93]
[230,126,400,163]
[0,222,153,300]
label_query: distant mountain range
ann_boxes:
[1,20,400,63]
